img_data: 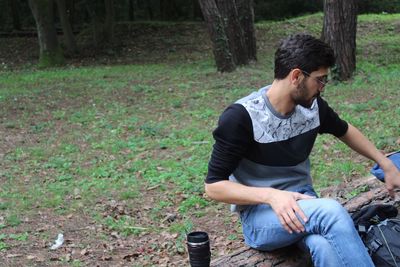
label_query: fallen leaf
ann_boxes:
[50,256,61,261]
[111,231,119,238]
[65,253,71,262]
[162,213,177,223]
[7,254,22,258]
[80,248,89,256]
[101,255,112,261]
[123,252,139,261]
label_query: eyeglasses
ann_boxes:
[301,70,329,88]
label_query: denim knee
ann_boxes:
[311,199,348,218]
[306,198,353,235]
[240,204,305,251]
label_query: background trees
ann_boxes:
[28,0,65,67]
[322,0,357,81]
[55,0,77,53]
[197,0,235,72]
[198,0,256,72]
[1,0,399,73]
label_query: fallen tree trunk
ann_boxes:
[211,176,400,267]
[211,244,311,267]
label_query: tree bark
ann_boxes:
[216,0,248,65]
[69,0,75,28]
[9,0,22,31]
[236,0,256,61]
[28,0,64,67]
[160,0,168,20]
[212,245,311,267]
[84,3,100,46]
[104,0,115,43]
[322,0,357,81]
[198,0,235,72]
[55,0,78,53]
[128,0,136,21]
[160,0,177,21]
[192,0,203,20]
[145,0,154,20]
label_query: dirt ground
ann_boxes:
[0,24,246,267]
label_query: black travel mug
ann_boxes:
[187,231,211,267]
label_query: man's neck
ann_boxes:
[266,80,296,116]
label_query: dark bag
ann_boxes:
[352,204,400,267]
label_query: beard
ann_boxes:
[293,80,320,109]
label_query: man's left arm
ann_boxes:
[339,123,400,197]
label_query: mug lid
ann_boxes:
[187,231,209,243]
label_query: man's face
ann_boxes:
[293,68,328,108]
[293,79,319,108]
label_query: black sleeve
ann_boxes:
[205,104,253,184]
[317,97,349,137]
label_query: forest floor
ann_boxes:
[0,14,399,266]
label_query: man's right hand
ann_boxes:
[267,189,316,234]
[205,181,315,233]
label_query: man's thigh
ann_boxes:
[240,203,305,250]
[240,198,343,251]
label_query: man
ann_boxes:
[205,34,400,267]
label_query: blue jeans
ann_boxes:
[240,198,374,267]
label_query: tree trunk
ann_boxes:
[67,0,75,31]
[84,3,100,46]
[192,0,203,20]
[128,0,135,21]
[104,0,115,43]
[212,245,311,266]
[172,0,183,20]
[236,0,256,61]
[9,0,21,31]
[198,0,235,72]
[49,0,56,27]
[160,0,176,21]
[55,0,77,53]
[145,0,154,20]
[216,0,248,65]
[322,0,357,81]
[28,0,64,67]
[160,0,167,20]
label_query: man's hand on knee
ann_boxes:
[267,189,316,234]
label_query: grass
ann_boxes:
[0,12,399,265]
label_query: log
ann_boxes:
[211,245,311,267]
[211,176,400,267]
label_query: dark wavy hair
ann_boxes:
[274,34,335,79]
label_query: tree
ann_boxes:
[216,0,248,65]
[144,0,154,20]
[322,0,357,81]
[28,0,65,67]
[104,0,115,43]
[199,0,257,72]
[128,0,136,21]
[9,0,21,31]
[82,0,115,46]
[55,0,78,53]
[236,0,256,61]
[190,0,202,20]
[198,0,235,72]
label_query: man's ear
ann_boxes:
[290,68,303,86]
